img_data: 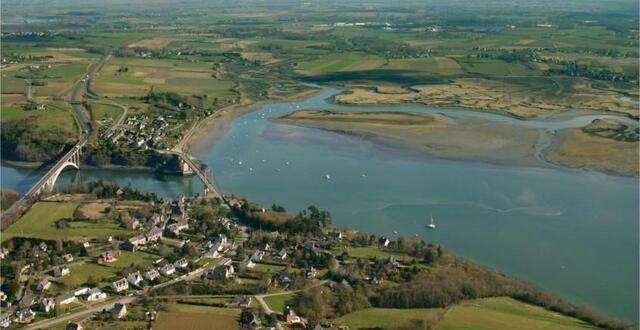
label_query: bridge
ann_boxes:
[24,140,86,199]
[161,150,221,199]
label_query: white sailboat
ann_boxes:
[427,215,436,229]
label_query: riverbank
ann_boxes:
[333,79,639,119]
[275,109,639,176]
[185,88,321,156]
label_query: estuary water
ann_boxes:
[2,87,638,321]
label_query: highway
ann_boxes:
[1,54,111,226]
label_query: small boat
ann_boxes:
[324,174,331,180]
[393,231,398,235]
[426,215,436,229]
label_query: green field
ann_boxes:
[91,103,123,121]
[296,52,386,74]
[334,307,442,329]
[438,297,598,330]
[2,201,133,241]
[154,304,240,330]
[333,298,597,330]
[264,293,296,313]
[0,101,76,133]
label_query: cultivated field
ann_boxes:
[154,304,240,330]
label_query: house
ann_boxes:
[84,288,107,301]
[126,218,141,230]
[96,251,116,264]
[127,271,143,287]
[36,279,51,292]
[159,264,175,276]
[240,257,256,270]
[146,226,163,242]
[0,247,8,259]
[383,256,400,267]
[111,303,127,319]
[39,242,48,252]
[62,254,74,263]
[40,298,55,313]
[306,267,318,279]
[277,249,288,261]
[173,258,188,269]
[203,245,221,258]
[379,237,391,247]
[370,276,383,285]
[0,312,12,328]
[125,235,146,251]
[19,293,34,309]
[145,269,160,281]
[282,306,302,325]
[327,231,343,241]
[111,278,129,293]
[241,310,261,328]
[274,272,293,288]
[261,243,271,251]
[95,236,113,243]
[207,264,234,280]
[15,309,35,323]
[72,287,90,297]
[56,293,77,305]
[78,239,91,249]
[0,291,6,302]
[227,295,252,308]
[250,250,264,263]
[66,323,83,330]
[54,265,70,277]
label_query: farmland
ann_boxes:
[154,304,240,330]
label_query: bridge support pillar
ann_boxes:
[180,158,194,175]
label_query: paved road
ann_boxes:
[23,296,137,330]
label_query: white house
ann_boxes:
[111,278,129,293]
[40,298,55,313]
[145,269,160,281]
[36,279,51,292]
[0,312,11,328]
[240,257,256,270]
[56,293,76,306]
[84,288,107,301]
[250,250,265,263]
[159,264,175,276]
[72,287,90,297]
[62,254,74,263]
[173,258,188,269]
[127,271,143,287]
[53,266,70,277]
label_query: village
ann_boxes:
[0,184,437,330]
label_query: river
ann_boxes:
[2,86,638,321]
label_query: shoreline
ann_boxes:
[184,87,322,156]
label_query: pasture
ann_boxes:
[2,201,134,241]
[154,304,240,330]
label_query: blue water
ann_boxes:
[2,87,638,321]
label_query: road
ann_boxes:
[254,280,327,330]
[23,296,137,330]
[1,53,111,227]
[92,99,129,138]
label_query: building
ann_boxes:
[36,279,51,292]
[327,231,343,241]
[72,287,90,297]
[173,258,188,269]
[96,251,116,264]
[66,323,83,330]
[159,264,175,276]
[111,303,127,319]
[62,254,74,263]
[84,288,107,301]
[227,295,252,308]
[54,265,70,277]
[145,269,160,281]
[240,257,256,270]
[15,309,36,324]
[379,237,391,247]
[40,298,55,313]
[250,250,264,263]
[0,312,12,328]
[207,264,234,280]
[56,293,77,306]
[125,235,147,251]
[277,249,288,261]
[39,242,48,252]
[146,226,163,242]
[282,306,302,325]
[111,278,129,293]
[127,271,144,287]
[306,267,318,279]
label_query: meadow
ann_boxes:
[154,304,240,330]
